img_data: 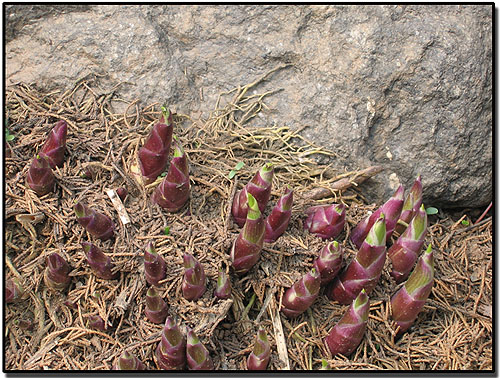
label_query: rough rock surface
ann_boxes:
[6,5,492,208]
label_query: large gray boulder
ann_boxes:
[6,5,492,208]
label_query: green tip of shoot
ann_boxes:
[161,105,170,118]
[246,193,261,220]
[74,202,84,217]
[354,289,368,310]
[263,162,273,172]
[173,140,184,157]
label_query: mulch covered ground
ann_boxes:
[4,69,492,370]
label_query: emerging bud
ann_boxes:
[6,278,24,303]
[87,315,107,331]
[64,300,78,310]
[395,176,423,235]
[264,187,293,243]
[247,328,271,370]
[75,202,115,241]
[44,252,71,291]
[391,245,434,337]
[304,204,346,240]
[231,193,266,274]
[281,268,321,318]
[145,287,168,324]
[151,139,190,212]
[81,242,118,280]
[116,187,128,202]
[350,185,404,249]
[324,289,370,357]
[326,215,386,304]
[14,319,33,331]
[214,269,232,300]
[313,241,343,285]
[39,120,67,168]
[144,242,166,286]
[186,328,214,370]
[388,204,428,283]
[81,166,94,180]
[114,350,145,370]
[26,154,55,196]
[232,163,274,227]
[156,317,187,370]
[138,107,174,184]
[182,254,207,301]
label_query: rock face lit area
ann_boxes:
[6,4,492,207]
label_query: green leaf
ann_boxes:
[320,359,330,370]
[160,171,167,178]
[461,219,470,226]
[163,226,170,235]
[5,128,15,142]
[426,207,439,215]
[228,161,244,179]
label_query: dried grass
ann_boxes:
[4,68,492,370]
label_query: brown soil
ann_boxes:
[4,69,492,370]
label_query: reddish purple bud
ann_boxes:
[116,187,128,202]
[232,163,274,227]
[81,166,94,179]
[304,203,346,240]
[231,193,266,274]
[281,268,321,318]
[138,107,174,184]
[247,328,271,370]
[64,300,78,310]
[114,350,145,370]
[81,242,118,280]
[156,317,187,370]
[186,329,214,370]
[388,204,428,283]
[264,187,293,243]
[313,241,343,285]
[15,319,33,330]
[39,120,67,168]
[391,245,434,337]
[324,289,370,357]
[145,287,168,324]
[182,254,206,301]
[87,315,107,331]
[327,215,386,304]
[6,278,24,303]
[6,142,11,158]
[144,242,166,286]
[214,269,231,300]
[350,185,404,249]
[151,139,190,212]
[26,154,55,196]
[75,202,115,241]
[44,252,71,291]
[395,175,423,235]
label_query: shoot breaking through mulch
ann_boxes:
[4,70,492,370]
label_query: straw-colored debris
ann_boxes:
[5,69,492,370]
